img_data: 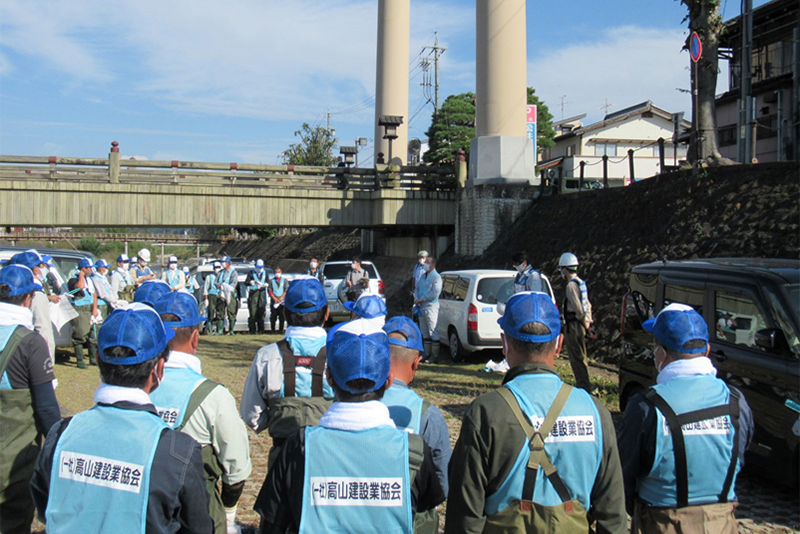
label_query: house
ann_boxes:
[716,0,799,163]
[538,101,691,193]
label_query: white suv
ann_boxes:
[436,270,554,362]
[319,261,386,321]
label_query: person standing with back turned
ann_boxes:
[558,252,593,392]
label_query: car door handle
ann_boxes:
[714,350,728,362]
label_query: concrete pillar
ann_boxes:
[470,0,535,185]
[374,0,410,166]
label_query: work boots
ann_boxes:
[87,344,98,365]
[216,321,225,336]
[423,341,432,363]
[74,345,87,369]
[430,342,441,364]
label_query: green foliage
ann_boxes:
[527,87,556,154]
[423,88,556,166]
[78,236,101,256]
[424,93,476,166]
[282,123,338,166]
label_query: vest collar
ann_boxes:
[165,350,202,373]
[94,383,153,406]
[502,362,558,385]
[319,400,396,431]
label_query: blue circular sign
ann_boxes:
[690,32,702,62]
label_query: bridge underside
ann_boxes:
[0,180,455,228]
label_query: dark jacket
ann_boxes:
[255,424,445,533]
[30,401,213,534]
[445,363,627,534]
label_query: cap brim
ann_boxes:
[642,318,656,332]
[343,301,357,312]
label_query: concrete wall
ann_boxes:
[455,184,534,257]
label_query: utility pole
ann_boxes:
[738,0,753,163]
[600,98,614,115]
[422,33,446,115]
[560,95,568,119]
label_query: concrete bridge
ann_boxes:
[0,146,462,229]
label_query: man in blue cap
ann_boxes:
[162,255,186,292]
[617,303,753,533]
[204,261,223,335]
[151,292,252,534]
[92,259,116,318]
[0,264,61,534]
[30,304,213,533]
[66,258,99,369]
[446,291,626,534]
[134,279,172,308]
[216,256,239,335]
[245,259,268,335]
[255,320,445,533]
[267,266,287,334]
[382,316,451,534]
[110,253,135,303]
[9,251,58,363]
[344,293,387,327]
[241,278,333,467]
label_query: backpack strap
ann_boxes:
[279,340,297,397]
[280,340,327,398]
[407,433,425,485]
[310,346,327,397]
[176,379,221,432]
[719,388,741,503]
[644,388,688,508]
[0,326,33,379]
[498,383,574,503]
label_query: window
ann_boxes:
[566,145,575,157]
[593,142,617,157]
[714,290,768,351]
[440,276,455,300]
[452,277,470,302]
[664,284,704,314]
[476,277,514,305]
[626,273,659,332]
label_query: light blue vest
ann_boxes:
[0,325,18,389]
[382,385,424,435]
[73,278,95,307]
[417,271,440,304]
[133,266,152,280]
[485,373,602,516]
[280,336,335,399]
[165,269,181,290]
[271,277,286,297]
[46,405,167,534]
[205,273,220,296]
[219,268,236,287]
[149,368,204,428]
[637,375,738,507]
[513,267,544,294]
[301,425,412,534]
[250,270,267,291]
[92,274,111,306]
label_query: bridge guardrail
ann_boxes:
[0,143,459,192]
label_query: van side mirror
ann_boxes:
[497,302,506,316]
[755,329,787,352]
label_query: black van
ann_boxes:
[619,258,800,486]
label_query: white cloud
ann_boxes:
[528,26,693,123]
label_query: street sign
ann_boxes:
[690,32,702,63]
[526,104,537,162]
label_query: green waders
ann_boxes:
[71,305,97,369]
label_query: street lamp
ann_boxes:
[378,115,404,164]
[339,146,357,167]
[355,137,368,167]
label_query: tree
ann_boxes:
[527,87,556,156]
[282,123,338,166]
[424,93,476,166]
[423,88,556,166]
[681,0,732,165]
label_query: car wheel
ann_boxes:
[449,328,465,363]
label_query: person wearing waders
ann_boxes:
[217,256,239,335]
[617,304,753,533]
[382,316,451,534]
[204,262,223,335]
[559,252,594,391]
[151,291,252,534]
[67,258,99,369]
[30,304,212,534]
[446,291,626,534]
[254,320,444,534]
[0,265,60,534]
[246,259,268,335]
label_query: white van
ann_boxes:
[319,260,386,321]
[436,270,554,362]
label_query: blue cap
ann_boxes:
[344,294,387,318]
[255,259,264,268]
[0,265,42,295]
[154,291,206,328]
[9,251,44,270]
[78,258,93,269]
[221,256,231,263]
[117,254,130,263]
[25,249,53,266]
[94,259,110,269]
[643,303,709,354]
[98,303,175,365]
[497,291,561,343]
[285,278,327,313]
[182,266,190,274]
[327,321,390,393]
[383,316,425,353]
[134,280,172,308]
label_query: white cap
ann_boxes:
[168,255,178,264]
[138,249,151,262]
[418,250,429,257]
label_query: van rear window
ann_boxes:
[322,263,378,280]
[476,278,513,305]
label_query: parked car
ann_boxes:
[190,261,274,333]
[619,258,800,486]
[319,260,386,321]
[0,246,97,348]
[436,269,555,362]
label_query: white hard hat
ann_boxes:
[138,249,151,262]
[418,250,429,257]
[558,252,579,268]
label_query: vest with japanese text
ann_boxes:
[47,405,167,534]
[637,375,738,507]
[382,385,424,435]
[301,425,412,534]
[149,367,204,428]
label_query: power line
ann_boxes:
[420,32,446,115]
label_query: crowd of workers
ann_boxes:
[0,246,752,534]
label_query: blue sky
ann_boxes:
[0,0,769,165]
